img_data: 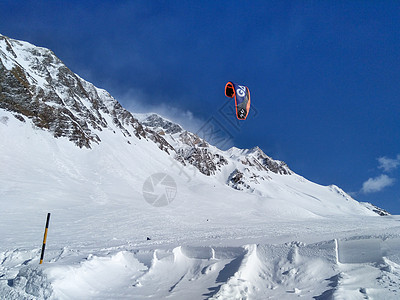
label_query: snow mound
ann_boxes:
[3,236,400,299]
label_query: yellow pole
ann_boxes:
[39,213,51,264]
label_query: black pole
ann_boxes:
[39,213,51,264]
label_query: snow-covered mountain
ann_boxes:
[0,33,158,148]
[0,32,375,213]
[1,34,399,299]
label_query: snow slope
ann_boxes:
[1,34,400,299]
[2,102,400,300]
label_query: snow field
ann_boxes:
[2,101,400,298]
[2,237,400,299]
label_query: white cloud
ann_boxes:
[361,174,395,194]
[378,154,400,172]
[112,88,237,149]
[113,88,206,133]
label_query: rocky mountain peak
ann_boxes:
[245,146,292,175]
[140,113,183,135]
[0,34,147,148]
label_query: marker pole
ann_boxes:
[39,213,51,264]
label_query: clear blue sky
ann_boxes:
[1,1,399,213]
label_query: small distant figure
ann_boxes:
[147,237,151,241]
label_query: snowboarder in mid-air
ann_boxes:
[225,81,251,120]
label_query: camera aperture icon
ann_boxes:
[142,173,177,207]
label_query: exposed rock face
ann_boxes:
[173,130,228,176]
[141,115,293,180]
[227,168,270,191]
[141,113,183,135]
[177,147,228,176]
[228,169,250,190]
[144,127,174,154]
[0,34,147,148]
[240,147,292,175]
[363,203,391,216]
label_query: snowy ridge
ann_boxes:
[1,34,400,299]
[0,34,149,148]
[141,113,296,189]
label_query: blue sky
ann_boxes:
[1,1,399,213]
